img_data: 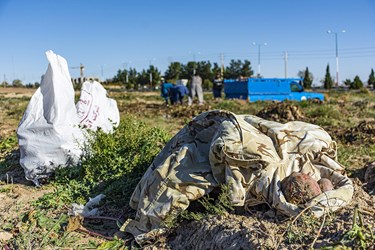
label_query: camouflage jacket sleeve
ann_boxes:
[125,110,244,238]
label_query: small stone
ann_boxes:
[318,178,334,192]
[0,231,13,241]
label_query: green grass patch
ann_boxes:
[337,142,375,172]
[53,114,171,206]
[0,134,19,176]
[8,114,170,249]
[0,133,18,155]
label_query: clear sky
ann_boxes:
[0,0,374,86]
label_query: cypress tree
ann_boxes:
[303,67,312,89]
[368,68,375,89]
[324,64,333,89]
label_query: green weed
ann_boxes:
[214,100,242,111]
[0,134,18,154]
[284,213,320,244]
[11,210,76,249]
[305,105,342,126]
[97,236,127,250]
[8,114,170,248]
[337,142,375,171]
[0,185,12,193]
[163,184,235,229]
[325,206,375,250]
[52,115,170,207]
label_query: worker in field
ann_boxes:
[188,72,204,106]
[212,73,223,98]
[170,81,189,105]
[160,78,173,105]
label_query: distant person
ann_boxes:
[238,75,247,81]
[188,72,204,106]
[212,73,223,99]
[170,82,189,105]
[160,78,174,105]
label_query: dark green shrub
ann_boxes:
[53,115,170,206]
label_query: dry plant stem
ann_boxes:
[309,213,326,249]
[357,208,364,227]
[356,207,375,216]
[353,205,359,228]
[85,215,122,222]
[276,204,315,249]
[77,227,114,240]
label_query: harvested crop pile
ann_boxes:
[353,100,374,109]
[364,161,375,195]
[255,102,305,122]
[334,120,375,145]
[167,103,211,118]
[365,161,375,183]
[119,100,212,120]
[120,100,164,117]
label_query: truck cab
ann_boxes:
[224,78,324,102]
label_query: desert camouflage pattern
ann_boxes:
[124,110,353,239]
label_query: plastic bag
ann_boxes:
[17,50,119,185]
[17,50,84,185]
[68,194,106,217]
[76,81,120,133]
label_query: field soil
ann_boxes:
[1,87,375,249]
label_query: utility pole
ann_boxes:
[122,63,128,83]
[12,56,15,80]
[252,42,267,78]
[284,51,288,78]
[124,61,132,83]
[193,54,196,75]
[149,60,153,91]
[220,53,224,77]
[327,29,346,86]
[3,74,6,87]
[80,63,85,83]
[191,52,200,75]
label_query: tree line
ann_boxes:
[112,59,254,91]
[112,60,375,90]
[2,59,375,90]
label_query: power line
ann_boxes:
[82,46,375,79]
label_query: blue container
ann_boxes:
[224,78,324,102]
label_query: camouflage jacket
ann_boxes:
[124,110,353,239]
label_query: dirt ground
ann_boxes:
[1,87,375,249]
[0,87,36,98]
[144,180,375,250]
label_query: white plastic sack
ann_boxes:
[17,50,120,185]
[76,81,120,133]
[17,50,84,185]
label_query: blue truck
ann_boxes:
[224,78,324,102]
